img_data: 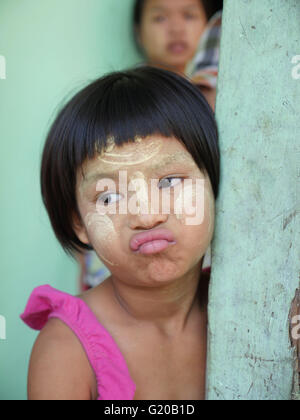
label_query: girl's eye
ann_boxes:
[184,14,198,20]
[96,178,183,204]
[152,15,166,23]
[159,177,183,189]
[97,193,121,206]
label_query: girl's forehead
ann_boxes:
[103,134,186,155]
[143,0,202,11]
[82,135,195,175]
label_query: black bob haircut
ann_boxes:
[133,0,223,27]
[41,66,220,257]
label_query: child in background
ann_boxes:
[77,245,111,291]
[134,0,223,108]
[21,66,220,400]
[80,0,223,291]
[186,9,222,111]
[134,0,209,75]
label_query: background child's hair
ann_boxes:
[41,66,220,257]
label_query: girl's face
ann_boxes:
[137,0,207,74]
[75,135,215,287]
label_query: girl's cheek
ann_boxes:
[173,179,215,248]
[85,212,120,267]
[174,178,206,226]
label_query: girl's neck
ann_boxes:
[108,261,205,337]
[147,60,187,78]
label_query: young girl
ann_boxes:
[80,0,223,292]
[20,66,220,400]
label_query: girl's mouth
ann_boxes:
[130,228,176,255]
[134,239,177,255]
[167,41,188,54]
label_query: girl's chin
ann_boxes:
[151,57,187,72]
[164,54,190,67]
[136,259,184,286]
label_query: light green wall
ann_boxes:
[2,0,299,402]
[0,0,141,400]
[207,0,300,400]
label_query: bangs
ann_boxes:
[65,67,218,188]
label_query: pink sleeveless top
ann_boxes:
[20,285,136,400]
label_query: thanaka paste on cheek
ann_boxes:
[85,212,119,267]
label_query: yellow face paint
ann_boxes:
[134,136,143,144]
[128,171,149,215]
[85,212,119,267]
[98,138,163,166]
[95,135,116,155]
[104,136,116,153]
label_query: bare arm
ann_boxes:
[27,318,97,400]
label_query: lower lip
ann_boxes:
[135,240,176,255]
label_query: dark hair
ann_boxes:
[41,66,220,257]
[133,0,223,27]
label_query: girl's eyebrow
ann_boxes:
[151,152,191,171]
[150,4,200,12]
[82,171,119,186]
[82,152,193,186]
[149,7,165,12]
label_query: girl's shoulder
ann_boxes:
[20,285,99,399]
[27,316,96,400]
[20,283,136,400]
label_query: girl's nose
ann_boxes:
[128,211,168,231]
[169,16,186,36]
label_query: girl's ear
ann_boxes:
[73,213,90,245]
